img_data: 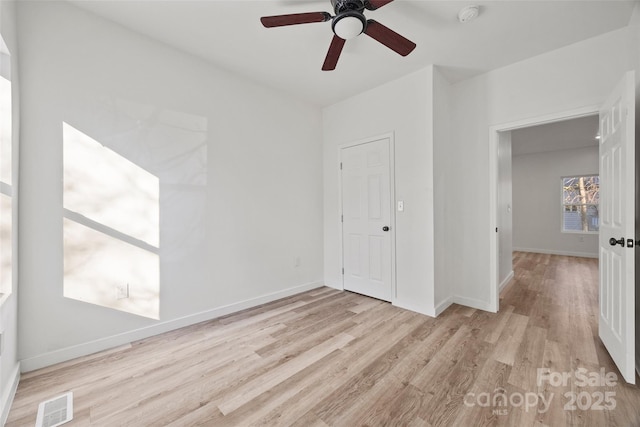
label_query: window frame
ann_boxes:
[560,174,599,234]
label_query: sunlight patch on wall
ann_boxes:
[63,219,159,319]
[63,123,159,247]
[63,123,159,319]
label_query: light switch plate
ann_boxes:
[397,201,404,212]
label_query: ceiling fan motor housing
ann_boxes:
[331,0,365,14]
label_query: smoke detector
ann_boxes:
[458,5,480,23]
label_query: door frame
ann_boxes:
[338,132,397,302]
[488,105,600,312]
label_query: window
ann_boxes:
[562,175,599,233]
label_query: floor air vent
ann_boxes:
[35,392,73,427]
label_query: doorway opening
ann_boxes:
[489,105,600,312]
[498,114,600,289]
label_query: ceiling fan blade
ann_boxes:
[365,0,394,11]
[364,20,416,56]
[260,12,331,28]
[322,35,346,71]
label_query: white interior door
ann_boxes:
[341,138,392,302]
[599,71,636,384]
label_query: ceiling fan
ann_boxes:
[260,0,416,71]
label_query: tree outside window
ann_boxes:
[562,175,599,233]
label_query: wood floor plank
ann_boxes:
[528,292,553,331]
[484,304,515,344]
[508,324,548,390]
[310,314,427,425]
[453,358,512,426]
[164,402,224,427]
[216,332,354,415]
[255,309,356,358]
[319,316,455,425]
[492,312,529,366]
[7,253,640,426]
[536,339,576,427]
[254,313,422,426]
[212,349,345,427]
[499,383,540,427]
[568,311,599,365]
[419,337,494,426]
[409,324,476,391]
[348,296,384,314]
[358,382,427,426]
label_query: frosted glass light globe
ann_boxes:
[333,15,364,39]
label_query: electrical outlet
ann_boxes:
[294,256,301,268]
[115,283,129,300]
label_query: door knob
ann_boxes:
[609,237,625,247]
[382,226,389,232]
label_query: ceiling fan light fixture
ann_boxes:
[332,12,366,39]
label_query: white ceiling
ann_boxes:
[68,0,637,107]
[511,115,599,156]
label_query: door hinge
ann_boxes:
[496,227,498,233]
[341,214,343,222]
[342,268,344,275]
[340,162,343,170]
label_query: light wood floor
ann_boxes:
[7,252,640,426]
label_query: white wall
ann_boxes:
[323,67,437,316]
[447,26,638,309]
[432,66,452,312]
[17,1,323,371]
[0,0,19,420]
[512,146,599,258]
[498,132,513,286]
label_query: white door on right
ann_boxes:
[599,71,636,384]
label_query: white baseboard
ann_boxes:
[394,294,494,318]
[513,247,598,259]
[434,296,454,317]
[451,295,496,313]
[324,281,343,291]
[20,281,324,373]
[499,271,514,293]
[1,363,20,425]
[393,299,436,318]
